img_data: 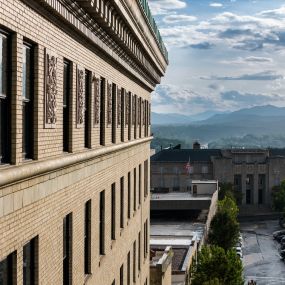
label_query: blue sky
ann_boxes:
[148,0,285,115]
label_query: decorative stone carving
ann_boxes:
[76,66,85,128]
[107,82,112,125]
[44,49,57,128]
[117,87,121,126]
[93,75,100,126]
[125,92,129,126]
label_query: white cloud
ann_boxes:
[221,56,273,65]
[148,0,187,16]
[210,3,223,7]
[163,14,197,23]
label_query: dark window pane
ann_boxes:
[23,237,38,285]
[63,60,71,152]
[22,43,34,160]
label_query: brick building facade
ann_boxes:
[0,0,167,284]
[151,145,285,207]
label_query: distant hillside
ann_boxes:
[152,105,285,148]
[152,110,226,125]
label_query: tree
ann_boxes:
[208,210,240,250]
[272,180,285,212]
[218,195,239,220]
[219,182,242,205]
[191,246,244,285]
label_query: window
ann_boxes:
[128,172,131,219]
[112,83,116,144]
[128,92,131,141]
[127,252,130,285]
[138,232,141,272]
[63,214,72,285]
[120,177,124,228]
[121,88,124,142]
[133,241,136,283]
[85,70,91,148]
[144,160,148,197]
[23,236,38,285]
[112,280,115,285]
[0,251,16,285]
[100,78,106,146]
[63,60,71,152]
[144,220,148,259]
[138,165,141,205]
[133,168,136,211]
[84,200,91,274]
[120,264,124,285]
[0,31,11,164]
[111,183,116,240]
[22,43,34,160]
[100,190,105,255]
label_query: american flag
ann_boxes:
[185,157,191,174]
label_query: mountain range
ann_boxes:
[151,105,285,149]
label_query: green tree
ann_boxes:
[272,180,285,212]
[208,210,240,250]
[219,182,242,205]
[191,246,244,285]
[218,195,239,220]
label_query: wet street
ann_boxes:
[241,220,285,285]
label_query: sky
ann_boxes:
[148,0,285,115]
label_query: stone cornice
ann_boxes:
[0,137,152,189]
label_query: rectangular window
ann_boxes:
[139,164,141,205]
[128,92,131,141]
[144,160,148,197]
[133,168,136,212]
[134,95,137,140]
[146,220,148,255]
[133,241,136,283]
[138,232,141,272]
[112,83,116,144]
[63,213,72,285]
[0,31,11,164]
[0,251,17,285]
[120,264,124,285]
[120,177,124,228]
[22,42,34,160]
[100,190,105,254]
[85,70,91,148]
[112,280,115,285]
[128,172,131,219]
[127,252,130,285]
[121,88,124,142]
[23,236,38,285]
[84,200,91,274]
[63,60,71,152]
[100,78,106,146]
[111,183,116,240]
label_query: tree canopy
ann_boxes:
[272,180,285,212]
[208,195,240,250]
[191,246,244,285]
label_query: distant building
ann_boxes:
[150,181,218,285]
[150,246,173,285]
[151,144,285,207]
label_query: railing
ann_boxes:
[138,0,168,61]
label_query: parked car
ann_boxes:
[273,230,285,239]
[237,251,243,259]
[280,243,285,251]
[280,249,285,261]
[277,234,285,242]
[235,246,242,253]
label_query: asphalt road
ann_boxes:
[241,220,285,285]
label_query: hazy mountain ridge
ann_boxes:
[151,105,285,149]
